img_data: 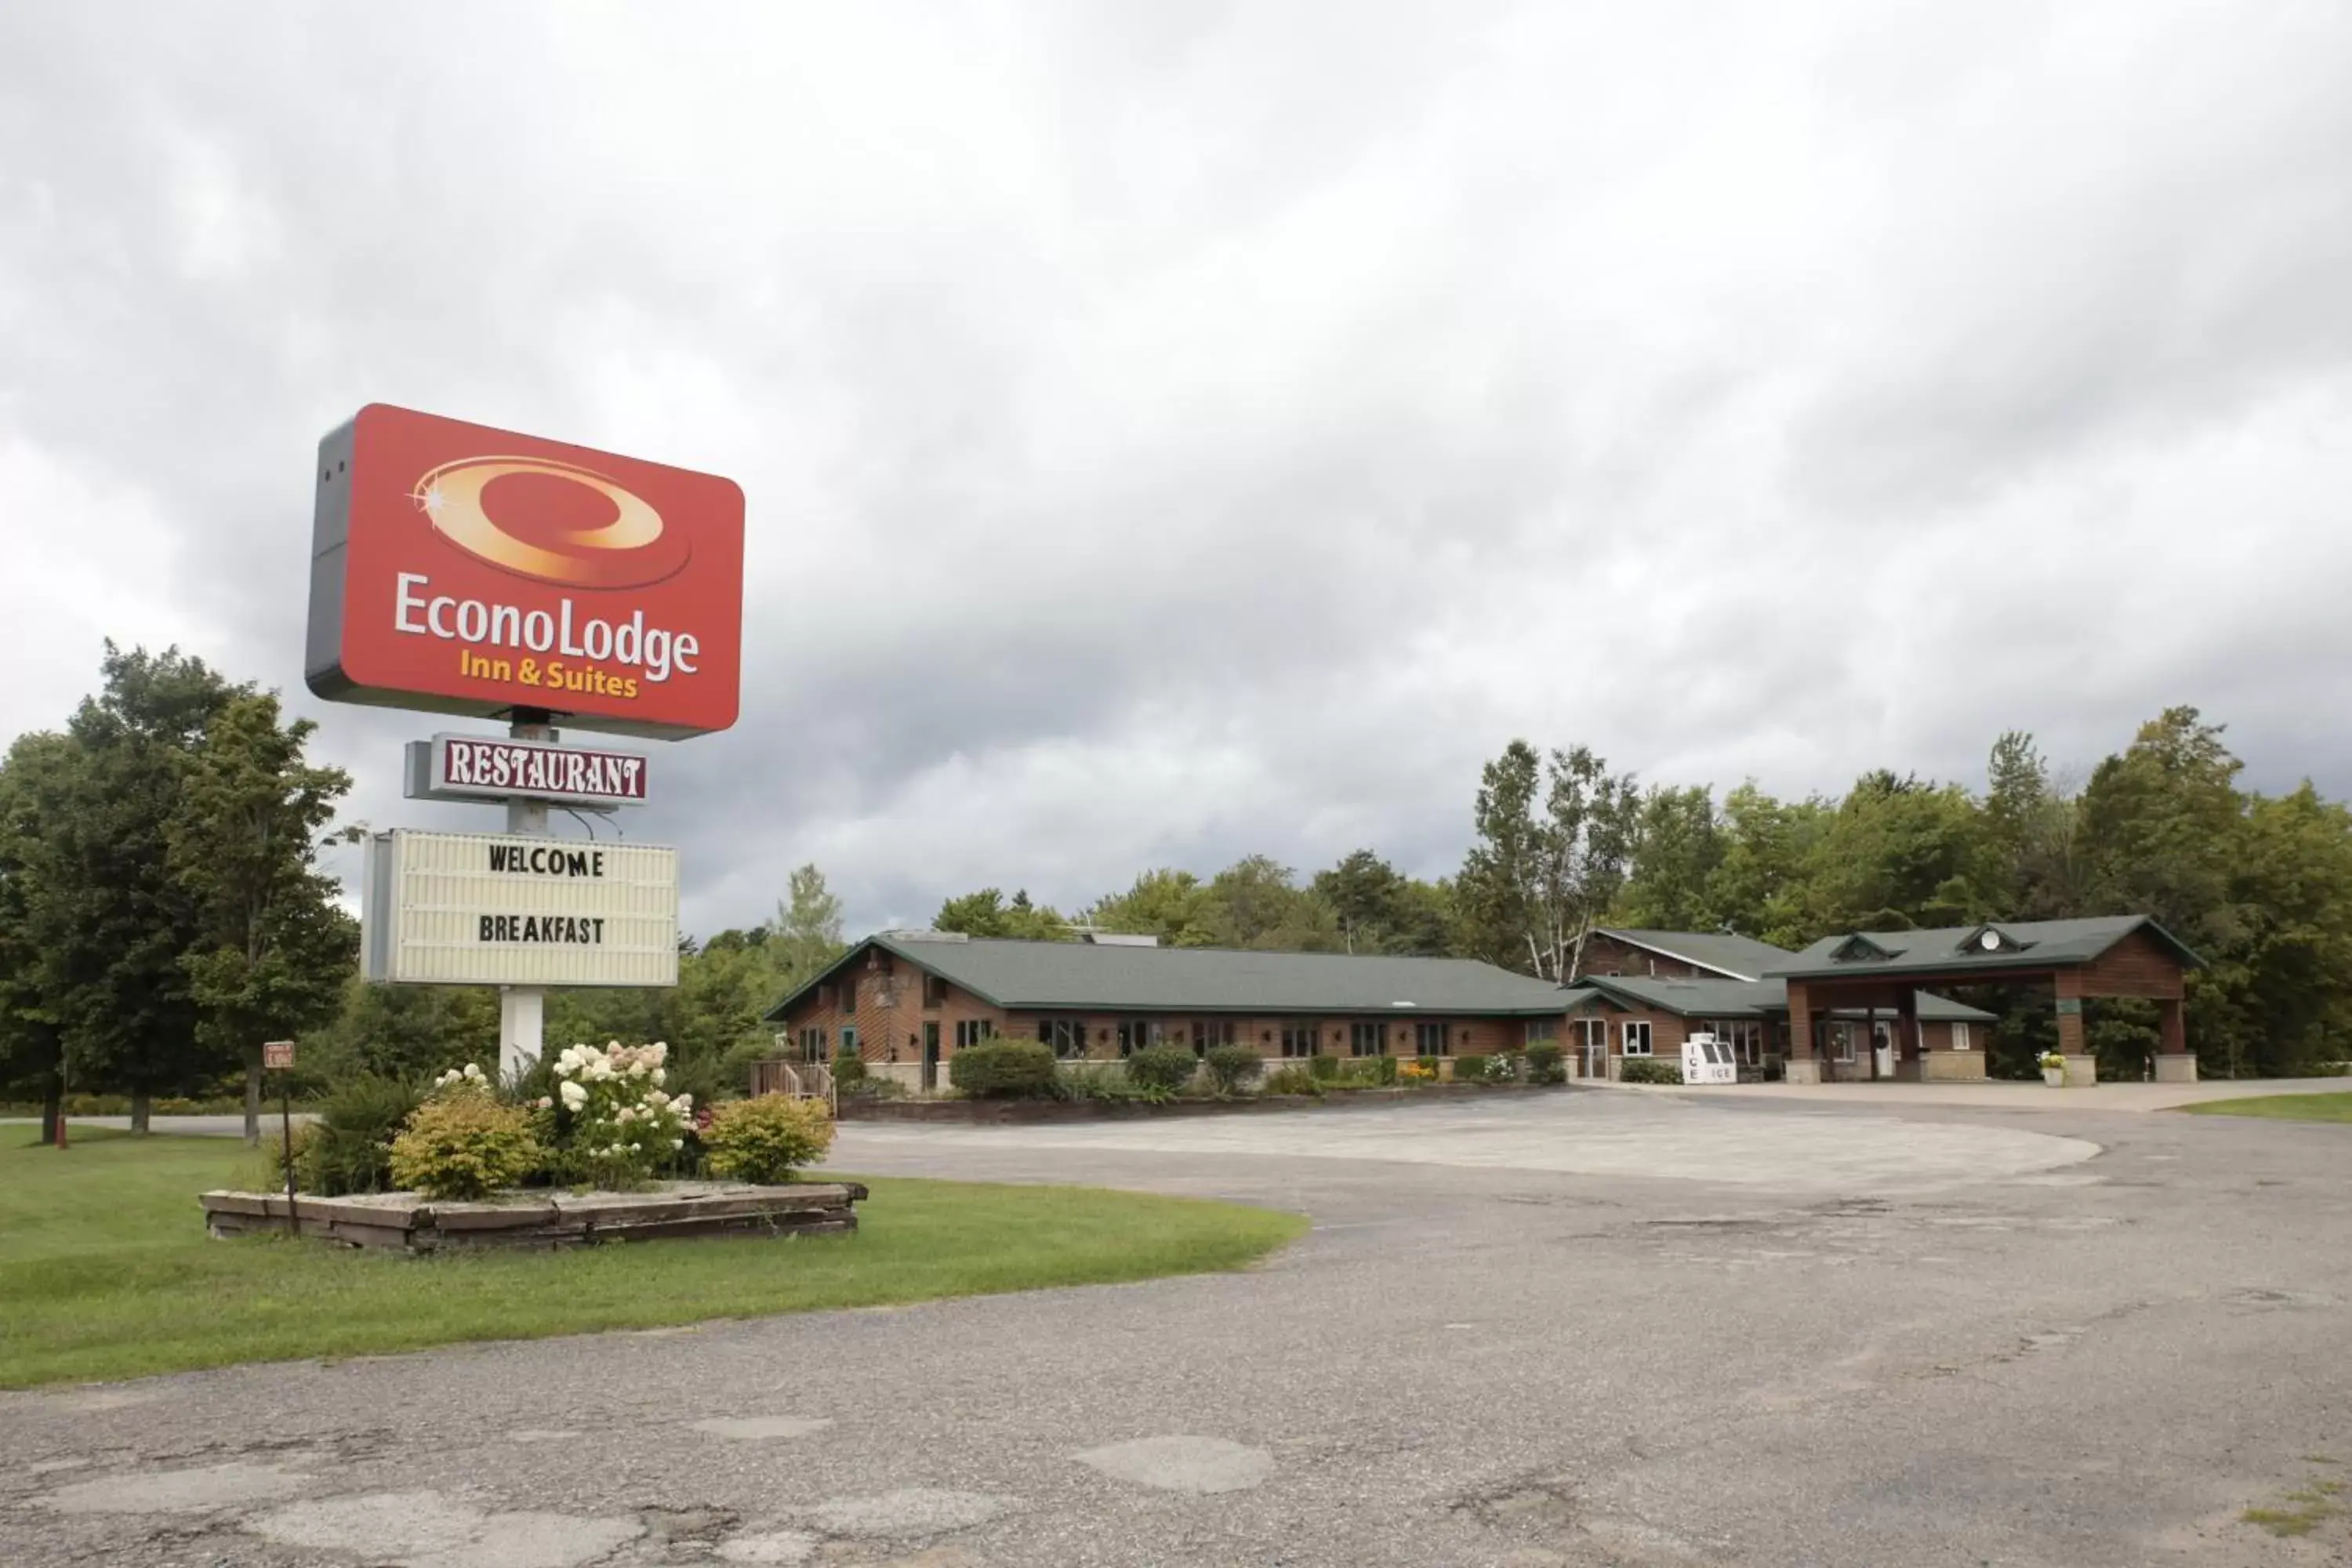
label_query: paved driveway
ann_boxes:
[4,1091,2349,1566]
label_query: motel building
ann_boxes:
[761,916,2201,1091]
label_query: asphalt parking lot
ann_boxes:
[4,1089,2349,1566]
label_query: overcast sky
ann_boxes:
[4,2,2350,938]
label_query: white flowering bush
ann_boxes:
[548,1040,694,1188]
[430,1062,492,1095]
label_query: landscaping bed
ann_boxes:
[844,1081,1570,1123]
[199,1179,866,1252]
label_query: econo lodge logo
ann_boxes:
[412,456,691,590]
[305,405,745,739]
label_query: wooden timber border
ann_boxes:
[198,1181,866,1253]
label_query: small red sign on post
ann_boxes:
[263,1040,296,1071]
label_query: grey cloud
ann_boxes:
[3,1,2350,939]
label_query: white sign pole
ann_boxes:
[499,713,553,1083]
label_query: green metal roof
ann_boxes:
[1566,974,1995,1023]
[1587,928,1800,981]
[764,933,1585,1021]
[1768,916,2203,982]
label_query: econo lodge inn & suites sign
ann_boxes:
[305,404,745,739]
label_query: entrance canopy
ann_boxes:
[1765,916,2204,1084]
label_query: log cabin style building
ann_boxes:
[762,916,2198,1090]
[763,930,1581,1093]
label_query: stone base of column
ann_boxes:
[1922,1051,1988,1082]
[2060,1054,2099,1087]
[2153,1054,2199,1083]
[1782,1059,1823,1085]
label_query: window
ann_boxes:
[1621,1020,1653,1057]
[1350,1021,1388,1058]
[1116,1018,1160,1056]
[1190,1018,1236,1058]
[922,975,946,1009]
[837,977,857,1011]
[1832,1023,1857,1062]
[1414,1021,1451,1056]
[798,1026,825,1062]
[1951,1021,1973,1051]
[954,1018,994,1050]
[837,1025,856,1062]
[1524,1019,1558,1046]
[1036,1017,1087,1058]
[1701,1018,1765,1067]
[1279,1021,1321,1058]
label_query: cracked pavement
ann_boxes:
[2,1090,2349,1566]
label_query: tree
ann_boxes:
[0,732,75,1142]
[1613,786,1724,932]
[1200,855,1340,950]
[1458,742,1639,979]
[768,863,847,994]
[935,887,1073,940]
[1798,771,1992,936]
[43,647,246,1131]
[167,691,358,1142]
[2077,708,2245,939]
[1700,783,1831,949]
[2224,785,2352,1076]
[1312,850,1457,956]
[1982,731,2086,920]
[1083,869,1216,946]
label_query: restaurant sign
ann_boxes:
[404,732,649,810]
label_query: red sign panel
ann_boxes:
[263,1040,296,1070]
[306,405,743,739]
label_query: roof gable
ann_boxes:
[1772,915,2204,978]
[1588,928,1800,982]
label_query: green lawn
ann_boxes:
[2182,1092,2352,1123]
[0,1129,1305,1389]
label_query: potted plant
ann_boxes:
[2038,1050,2067,1087]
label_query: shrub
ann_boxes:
[949,1039,1060,1098]
[263,1120,323,1188]
[1306,1054,1341,1082]
[542,1042,695,1189]
[1399,1058,1439,1083]
[1126,1044,1198,1094]
[304,1073,423,1195]
[831,1053,868,1085]
[1483,1053,1523,1083]
[704,1093,837,1184]
[1364,1054,1399,1087]
[1454,1053,1492,1083]
[1619,1057,1683,1085]
[1263,1065,1321,1097]
[1526,1042,1566,1084]
[1203,1044,1264,1094]
[842,1075,904,1101]
[389,1094,543,1200]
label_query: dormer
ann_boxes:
[1957,924,2034,956]
[1827,932,1897,964]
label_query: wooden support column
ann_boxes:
[1785,982,1820,1084]
[1896,989,1919,1081]
[2054,969,2094,1087]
